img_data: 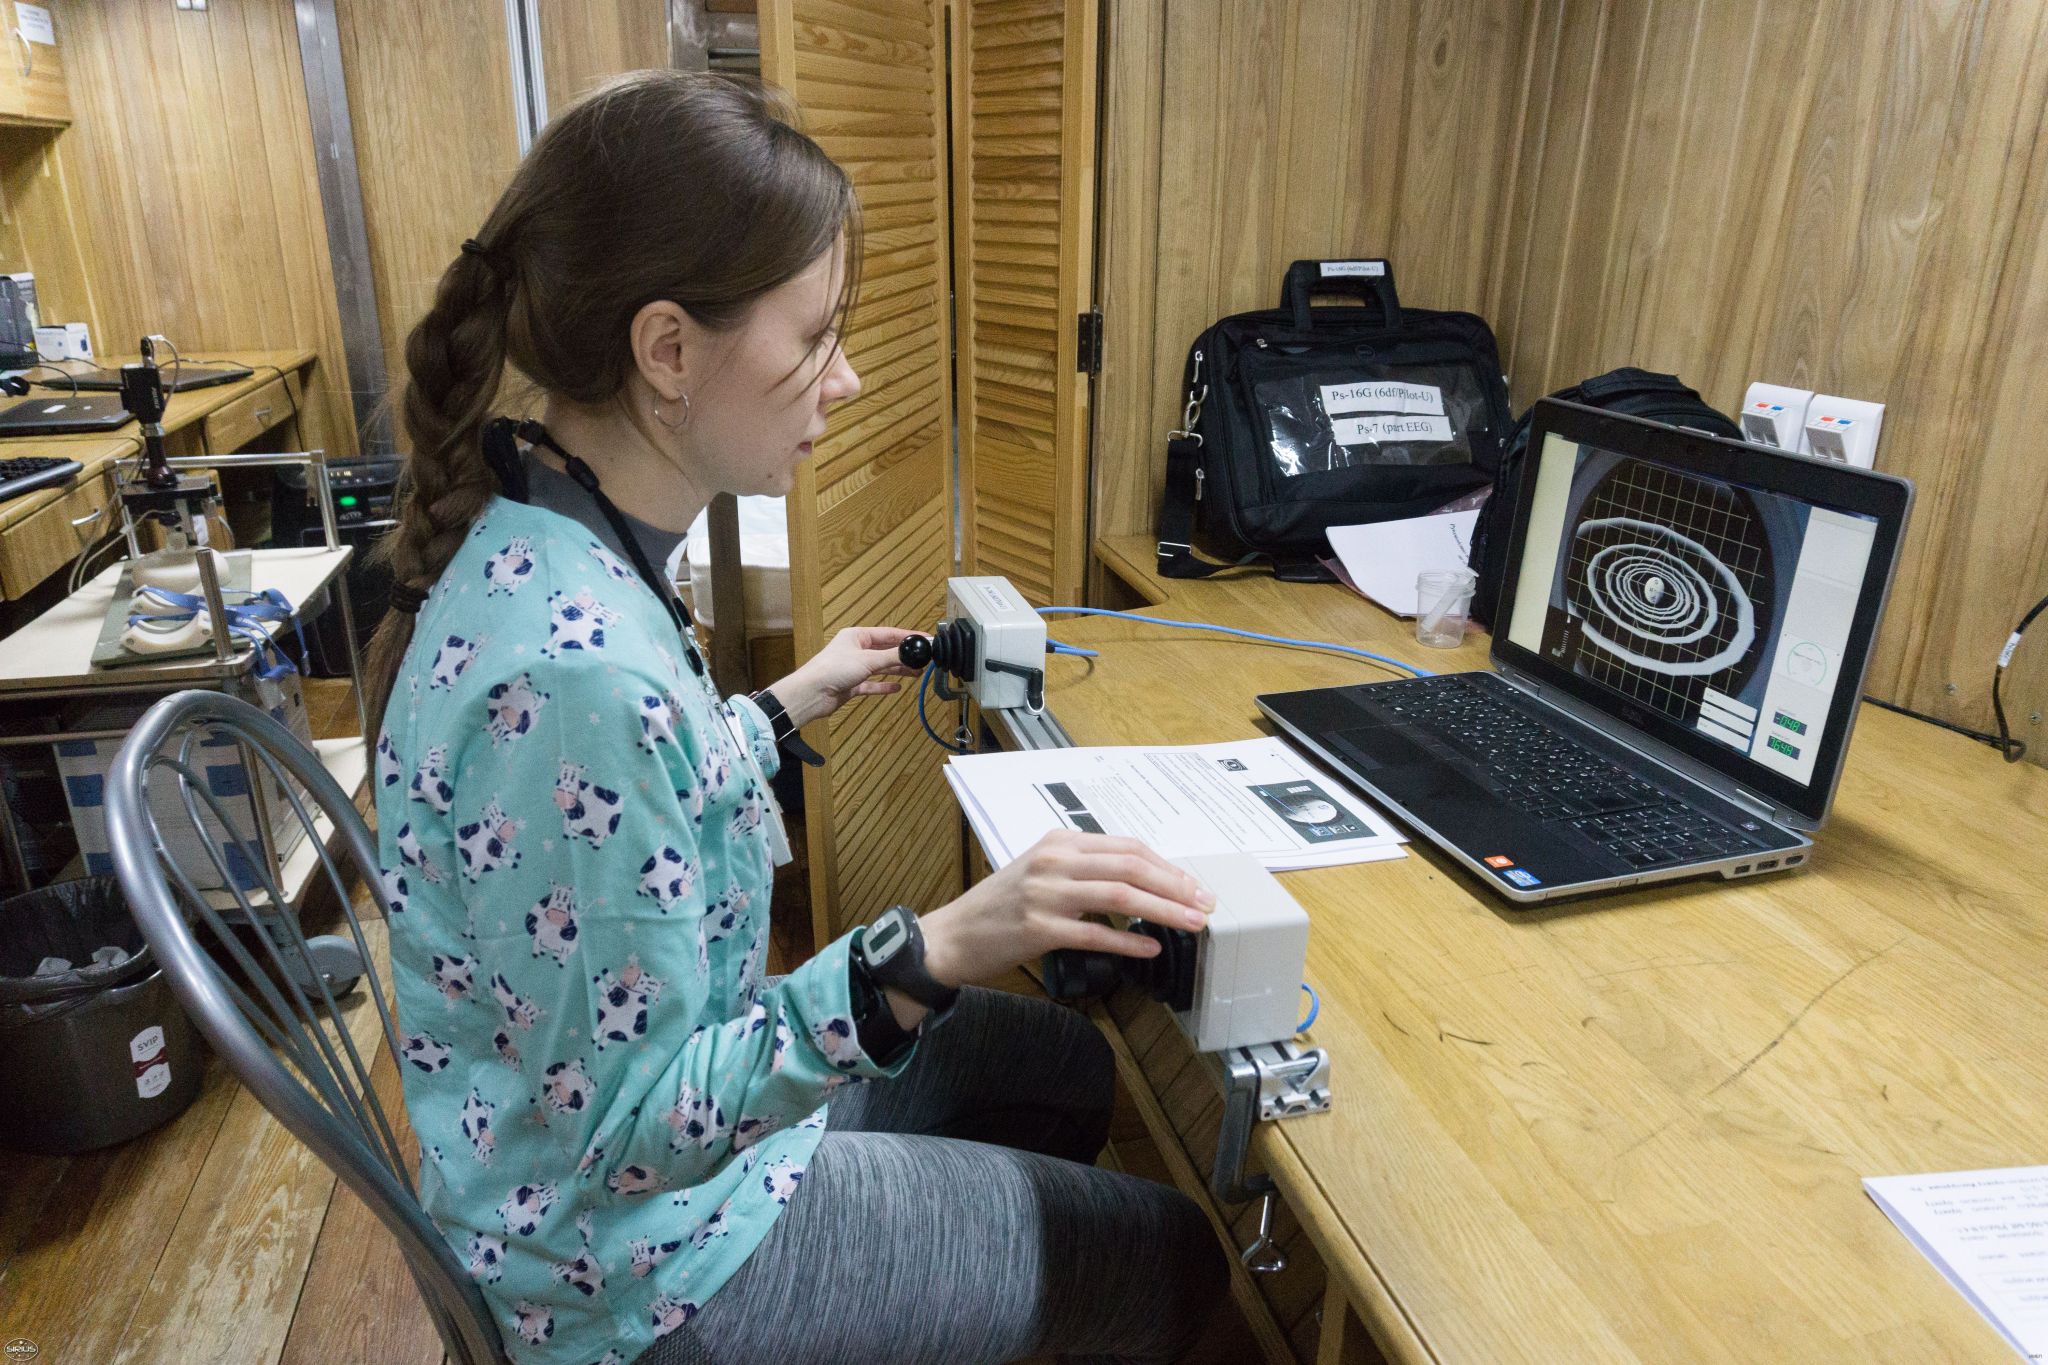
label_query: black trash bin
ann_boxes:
[0,876,205,1154]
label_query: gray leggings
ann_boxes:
[634,986,1227,1365]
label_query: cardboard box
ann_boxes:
[57,672,313,895]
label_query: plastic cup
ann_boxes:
[1416,568,1477,649]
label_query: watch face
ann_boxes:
[865,911,906,966]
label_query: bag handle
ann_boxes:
[1280,259,1402,332]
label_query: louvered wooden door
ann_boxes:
[760,0,963,945]
[952,0,1099,607]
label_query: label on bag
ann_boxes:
[1321,380,1444,417]
[1333,414,1453,445]
[131,1024,171,1099]
[1319,261,1386,278]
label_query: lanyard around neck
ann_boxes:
[480,416,705,676]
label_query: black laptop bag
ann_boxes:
[1157,259,1512,581]
[1466,367,1742,628]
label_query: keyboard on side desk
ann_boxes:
[0,455,84,505]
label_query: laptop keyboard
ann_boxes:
[1367,675,1771,869]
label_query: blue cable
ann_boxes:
[917,661,972,754]
[1035,605,1432,678]
[128,585,306,681]
[1298,981,1319,1034]
[1046,637,1098,658]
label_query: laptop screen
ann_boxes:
[1496,403,1910,824]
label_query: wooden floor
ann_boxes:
[0,676,1267,1364]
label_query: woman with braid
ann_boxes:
[367,71,1225,1365]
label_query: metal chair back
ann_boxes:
[106,688,505,1365]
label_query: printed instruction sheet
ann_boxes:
[943,737,1407,872]
[1865,1165,2048,1360]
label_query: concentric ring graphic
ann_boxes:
[1571,517,1755,676]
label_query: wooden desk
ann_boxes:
[23,348,319,452]
[1056,535,2048,1364]
[0,350,320,601]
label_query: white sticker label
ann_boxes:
[15,4,53,45]
[976,580,1015,616]
[129,1025,164,1062]
[1320,380,1444,417]
[131,1025,171,1099]
[1333,414,1453,445]
[1319,261,1386,278]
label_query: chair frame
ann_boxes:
[106,687,506,1365]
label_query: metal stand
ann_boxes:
[986,702,1076,752]
[984,696,1335,1270]
[108,449,369,989]
[0,449,369,989]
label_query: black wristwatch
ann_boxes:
[856,905,960,1017]
[748,687,824,767]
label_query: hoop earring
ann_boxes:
[653,392,692,431]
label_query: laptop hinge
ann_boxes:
[1723,786,1781,823]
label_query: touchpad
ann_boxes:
[1328,724,1434,772]
[1329,726,1490,804]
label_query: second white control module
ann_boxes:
[944,575,1048,712]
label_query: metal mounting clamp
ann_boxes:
[1207,1039,1331,1206]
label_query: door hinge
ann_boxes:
[1076,308,1103,375]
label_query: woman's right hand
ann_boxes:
[917,831,1215,990]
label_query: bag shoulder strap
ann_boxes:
[1156,433,1236,578]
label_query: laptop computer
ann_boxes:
[1257,398,1914,904]
[0,394,135,435]
[35,362,253,393]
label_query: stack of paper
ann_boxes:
[943,737,1406,872]
[1864,1165,2048,1360]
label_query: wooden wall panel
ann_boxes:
[762,0,962,944]
[1091,0,1533,581]
[341,1,667,431]
[953,0,1097,607]
[0,122,97,334]
[538,0,669,110]
[42,0,358,458]
[335,0,520,401]
[1493,0,2048,758]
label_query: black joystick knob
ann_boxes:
[909,618,977,679]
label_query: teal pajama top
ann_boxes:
[375,496,911,1365]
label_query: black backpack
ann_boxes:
[1467,368,1741,628]
[1158,259,1512,581]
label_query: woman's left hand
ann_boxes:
[768,626,924,728]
